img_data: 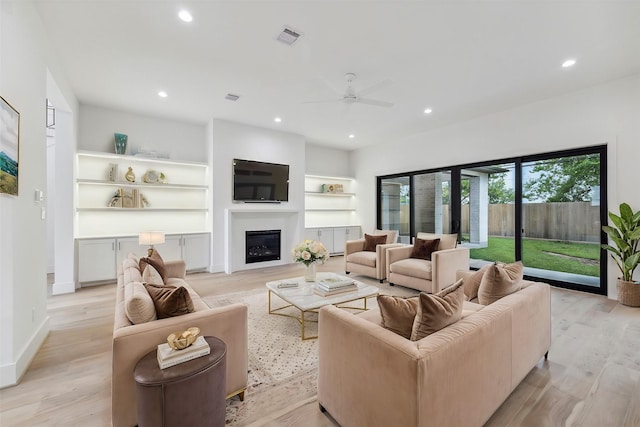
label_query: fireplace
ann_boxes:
[245,229,281,264]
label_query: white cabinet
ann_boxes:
[77,232,211,284]
[77,238,117,283]
[304,226,361,255]
[75,151,209,238]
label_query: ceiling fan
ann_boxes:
[304,73,394,108]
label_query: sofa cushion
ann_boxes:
[410,278,465,341]
[478,261,523,305]
[142,264,164,286]
[124,281,157,324]
[364,233,388,252]
[123,258,143,284]
[416,233,458,250]
[410,238,440,260]
[390,258,432,280]
[463,264,492,301]
[143,283,195,318]
[377,295,419,339]
[139,249,167,282]
[346,251,377,267]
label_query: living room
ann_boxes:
[2,1,640,426]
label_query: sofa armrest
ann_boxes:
[112,303,248,427]
[318,305,422,427]
[431,247,470,293]
[376,243,405,280]
[164,259,186,279]
[344,239,366,256]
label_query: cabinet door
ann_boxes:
[332,228,347,255]
[182,234,210,272]
[116,237,147,265]
[78,238,117,283]
[160,235,183,261]
[316,228,335,254]
[304,228,320,241]
[345,226,361,240]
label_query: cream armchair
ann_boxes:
[344,229,404,283]
[386,232,470,293]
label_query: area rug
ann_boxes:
[203,282,417,425]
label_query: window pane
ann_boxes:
[380,176,410,243]
[413,171,451,235]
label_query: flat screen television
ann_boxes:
[233,158,290,202]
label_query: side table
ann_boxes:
[133,336,227,427]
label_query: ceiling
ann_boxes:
[35,1,640,150]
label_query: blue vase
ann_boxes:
[114,133,128,155]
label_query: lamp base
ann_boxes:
[147,247,154,257]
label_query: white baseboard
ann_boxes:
[52,280,76,295]
[210,263,225,273]
[0,316,50,389]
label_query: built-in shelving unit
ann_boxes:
[75,151,210,238]
[304,174,361,254]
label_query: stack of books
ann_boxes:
[313,277,357,297]
[157,335,210,369]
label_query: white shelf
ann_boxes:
[77,179,207,190]
[304,174,357,228]
[76,208,208,212]
[77,150,207,167]
[304,191,355,197]
[306,208,356,212]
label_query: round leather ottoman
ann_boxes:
[134,336,227,427]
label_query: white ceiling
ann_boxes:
[35,1,640,150]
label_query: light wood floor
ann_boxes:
[1,257,639,426]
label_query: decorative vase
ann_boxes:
[617,279,640,307]
[114,133,128,155]
[304,263,317,282]
[125,166,135,182]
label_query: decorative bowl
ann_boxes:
[167,327,200,350]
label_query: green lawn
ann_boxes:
[468,236,600,277]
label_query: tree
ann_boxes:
[488,172,514,204]
[524,155,599,202]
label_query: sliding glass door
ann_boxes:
[379,176,411,243]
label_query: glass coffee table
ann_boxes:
[266,272,379,340]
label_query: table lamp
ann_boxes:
[139,231,165,256]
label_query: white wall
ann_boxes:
[0,1,78,387]
[352,74,640,299]
[78,104,206,162]
[209,119,306,272]
[305,143,352,177]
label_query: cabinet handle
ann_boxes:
[112,242,115,251]
[118,242,121,251]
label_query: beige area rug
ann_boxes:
[203,282,417,425]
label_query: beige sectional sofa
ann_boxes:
[318,276,551,427]
[112,256,248,427]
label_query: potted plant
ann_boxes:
[602,203,640,306]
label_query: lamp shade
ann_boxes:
[139,231,165,246]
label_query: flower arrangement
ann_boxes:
[292,239,329,266]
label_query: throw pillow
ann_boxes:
[143,283,195,319]
[477,261,523,305]
[410,278,465,341]
[363,233,387,252]
[410,238,440,260]
[377,295,419,339]
[142,264,164,286]
[139,249,167,282]
[124,281,157,324]
[463,264,492,301]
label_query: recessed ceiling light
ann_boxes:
[178,10,193,23]
[274,117,282,123]
[348,134,355,139]
[562,59,576,68]
[424,108,433,114]
[158,91,168,98]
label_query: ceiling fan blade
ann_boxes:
[357,97,394,108]
[358,79,392,97]
[301,98,343,104]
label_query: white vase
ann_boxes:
[304,263,317,282]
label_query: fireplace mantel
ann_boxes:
[224,208,302,273]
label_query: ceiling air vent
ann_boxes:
[225,93,240,101]
[276,26,302,46]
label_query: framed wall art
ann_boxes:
[1,96,20,196]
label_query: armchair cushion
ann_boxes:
[410,237,440,260]
[139,249,167,282]
[416,232,458,250]
[364,233,388,251]
[346,251,377,267]
[478,261,523,305]
[410,278,465,341]
[143,283,195,319]
[390,258,432,280]
[377,295,418,339]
